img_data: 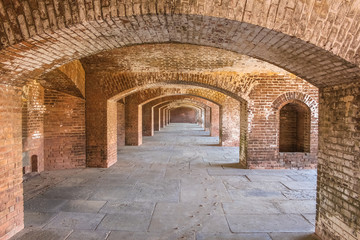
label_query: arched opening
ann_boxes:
[31,155,38,172]
[279,102,311,153]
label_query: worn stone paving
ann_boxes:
[13,123,319,240]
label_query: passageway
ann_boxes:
[15,123,318,240]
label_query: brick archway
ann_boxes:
[0,2,359,239]
[272,92,318,113]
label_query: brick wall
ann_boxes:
[316,82,360,240]
[44,90,86,170]
[0,84,24,239]
[22,81,45,174]
[170,107,198,123]
[248,75,318,169]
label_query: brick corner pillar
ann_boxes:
[0,84,24,240]
[316,82,360,240]
[210,105,220,137]
[205,107,211,131]
[164,108,168,126]
[142,103,154,136]
[153,105,160,131]
[239,101,248,169]
[86,79,116,168]
[220,97,241,147]
[160,106,167,129]
[125,97,142,146]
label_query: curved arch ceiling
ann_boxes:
[0,12,359,88]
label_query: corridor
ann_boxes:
[14,124,318,240]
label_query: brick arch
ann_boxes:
[103,74,249,103]
[1,1,360,77]
[142,95,221,137]
[1,16,360,88]
[105,87,245,165]
[271,92,318,167]
[272,92,318,115]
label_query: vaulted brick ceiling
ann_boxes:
[0,1,359,90]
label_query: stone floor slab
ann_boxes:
[89,185,138,201]
[97,213,152,231]
[275,200,316,214]
[269,232,321,240]
[148,202,223,233]
[107,231,195,240]
[196,233,272,240]
[226,214,315,232]
[281,181,317,190]
[40,186,96,200]
[11,228,72,240]
[282,190,317,200]
[99,201,155,215]
[24,212,57,227]
[66,230,110,240]
[302,214,316,226]
[24,197,68,213]
[59,200,106,213]
[229,189,287,201]
[222,200,281,215]
[134,180,180,202]
[45,212,105,230]
[247,175,293,182]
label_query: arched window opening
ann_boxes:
[31,155,38,172]
[279,102,311,152]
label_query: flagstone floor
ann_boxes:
[12,123,319,240]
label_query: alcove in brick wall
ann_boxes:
[279,102,310,152]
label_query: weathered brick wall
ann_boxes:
[0,84,24,239]
[170,107,198,123]
[248,75,318,169]
[44,90,86,170]
[316,82,360,240]
[22,81,45,174]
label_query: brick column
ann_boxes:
[316,83,360,240]
[160,106,167,129]
[125,96,142,146]
[164,108,169,126]
[117,101,125,147]
[0,85,24,239]
[220,97,241,147]
[142,103,154,136]
[153,105,160,131]
[205,107,211,131]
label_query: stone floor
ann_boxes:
[13,123,320,240]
